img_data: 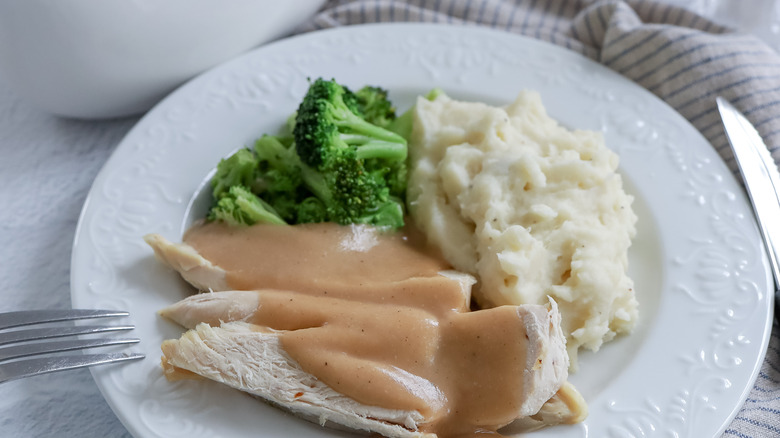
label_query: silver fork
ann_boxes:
[0,309,144,383]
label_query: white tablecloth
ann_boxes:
[0,77,138,437]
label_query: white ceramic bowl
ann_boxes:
[0,0,325,119]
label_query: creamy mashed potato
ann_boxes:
[407,90,638,367]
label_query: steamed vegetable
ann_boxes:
[208,185,286,226]
[292,78,407,229]
[207,77,409,230]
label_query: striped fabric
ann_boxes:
[299,1,780,437]
[301,0,780,171]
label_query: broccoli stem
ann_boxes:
[339,133,407,160]
[354,141,407,161]
[235,195,287,226]
[331,104,407,145]
[388,110,413,141]
[298,160,334,205]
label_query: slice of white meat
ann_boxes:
[158,290,259,328]
[160,291,583,435]
[144,233,229,292]
[516,298,570,418]
[504,382,588,433]
[158,271,477,330]
[161,321,435,438]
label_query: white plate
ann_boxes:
[71,23,774,438]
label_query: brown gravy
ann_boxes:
[183,221,568,437]
[184,220,450,293]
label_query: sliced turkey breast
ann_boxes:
[162,321,434,438]
[161,291,579,437]
[144,233,229,291]
[159,271,475,329]
[152,222,587,436]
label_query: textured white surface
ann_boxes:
[66,24,772,437]
[0,74,137,437]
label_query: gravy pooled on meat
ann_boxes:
[184,221,450,292]
[161,222,582,437]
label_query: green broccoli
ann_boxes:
[207,78,411,230]
[294,78,407,167]
[252,135,304,222]
[208,139,300,226]
[253,134,346,225]
[355,86,396,128]
[211,148,258,199]
[208,185,286,226]
[292,78,408,229]
[295,194,329,223]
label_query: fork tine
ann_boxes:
[0,310,129,331]
[0,338,140,362]
[0,325,135,346]
[0,353,145,384]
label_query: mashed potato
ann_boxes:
[407,90,638,367]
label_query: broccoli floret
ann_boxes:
[252,135,304,221]
[292,78,408,229]
[254,134,351,224]
[320,148,403,228]
[355,86,396,128]
[208,185,287,226]
[211,148,258,199]
[365,157,407,199]
[296,196,329,223]
[254,135,300,193]
[207,78,410,230]
[294,78,407,167]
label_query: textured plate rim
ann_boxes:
[70,23,774,438]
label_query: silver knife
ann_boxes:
[717,96,780,321]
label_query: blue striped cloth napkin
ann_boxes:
[300,1,780,437]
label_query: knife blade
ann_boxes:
[717,96,780,321]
